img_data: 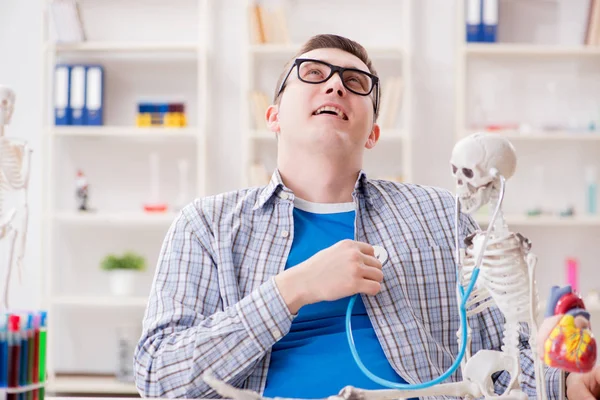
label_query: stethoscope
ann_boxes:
[345,171,505,390]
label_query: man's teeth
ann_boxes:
[314,106,347,120]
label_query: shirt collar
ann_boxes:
[253,168,375,210]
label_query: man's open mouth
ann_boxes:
[312,106,348,121]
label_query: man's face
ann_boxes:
[267,48,379,153]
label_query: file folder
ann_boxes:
[466,0,483,42]
[482,0,498,43]
[69,65,86,125]
[54,64,71,126]
[85,65,104,125]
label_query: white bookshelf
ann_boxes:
[46,375,140,395]
[52,296,148,308]
[51,42,199,53]
[51,211,178,225]
[454,1,600,303]
[474,213,600,227]
[40,0,211,395]
[52,126,198,138]
[465,43,600,57]
[463,129,600,142]
[240,0,413,187]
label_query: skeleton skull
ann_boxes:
[450,132,517,214]
[0,85,16,130]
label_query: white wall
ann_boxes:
[2,0,598,375]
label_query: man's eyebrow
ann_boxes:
[314,58,367,71]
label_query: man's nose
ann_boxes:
[324,72,346,97]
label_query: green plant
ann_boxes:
[101,251,146,272]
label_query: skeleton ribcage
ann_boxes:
[461,231,532,323]
[0,138,27,220]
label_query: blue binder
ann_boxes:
[482,0,498,43]
[69,65,86,125]
[84,65,104,125]
[54,64,71,125]
[466,0,483,42]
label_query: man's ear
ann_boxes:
[365,123,380,149]
[266,104,280,134]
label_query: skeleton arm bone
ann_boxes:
[1,224,17,311]
[13,143,32,279]
[0,140,32,291]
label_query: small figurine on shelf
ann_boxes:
[75,169,89,211]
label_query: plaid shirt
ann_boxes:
[134,169,562,399]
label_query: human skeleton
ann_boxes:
[0,86,32,311]
[200,131,562,399]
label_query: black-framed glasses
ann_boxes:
[276,58,380,114]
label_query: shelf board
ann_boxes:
[51,41,199,54]
[52,296,148,307]
[53,211,178,226]
[51,126,198,138]
[46,375,138,395]
[474,214,600,227]
[249,129,406,141]
[465,43,600,57]
[250,44,403,59]
[3,383,45,394]
[463,129,600,141]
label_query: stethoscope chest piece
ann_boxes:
[373,245,388,265]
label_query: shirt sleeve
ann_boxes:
[133,206,294,398]
[460,213,565,398]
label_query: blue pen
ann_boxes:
[0,313,8,389]
[25,314,33,400]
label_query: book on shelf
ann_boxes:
[586,0,600,46]
[50,0,87,43]
[250,90,271,130]
[250,1,291,45]
[465,0,498,43]
[377,76,404,130]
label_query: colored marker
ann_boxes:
[0,313,8,389]
[26,314,34,400]
[19,313,28,400]
[31,314,39,400]
[37,313,46,400]
[7,315,20,400]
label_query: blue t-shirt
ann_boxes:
[263,197,411,399]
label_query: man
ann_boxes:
[133,34,600,399]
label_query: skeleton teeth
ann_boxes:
[315,106,347,120]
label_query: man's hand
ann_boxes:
[566,366,600,400]
[275,239,383,314]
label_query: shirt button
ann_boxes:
[281,230,289,238]
[272,329,282,340]
[279,192,289,200]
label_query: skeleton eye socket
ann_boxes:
[462,168,474,179]
[451,164,457,174]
